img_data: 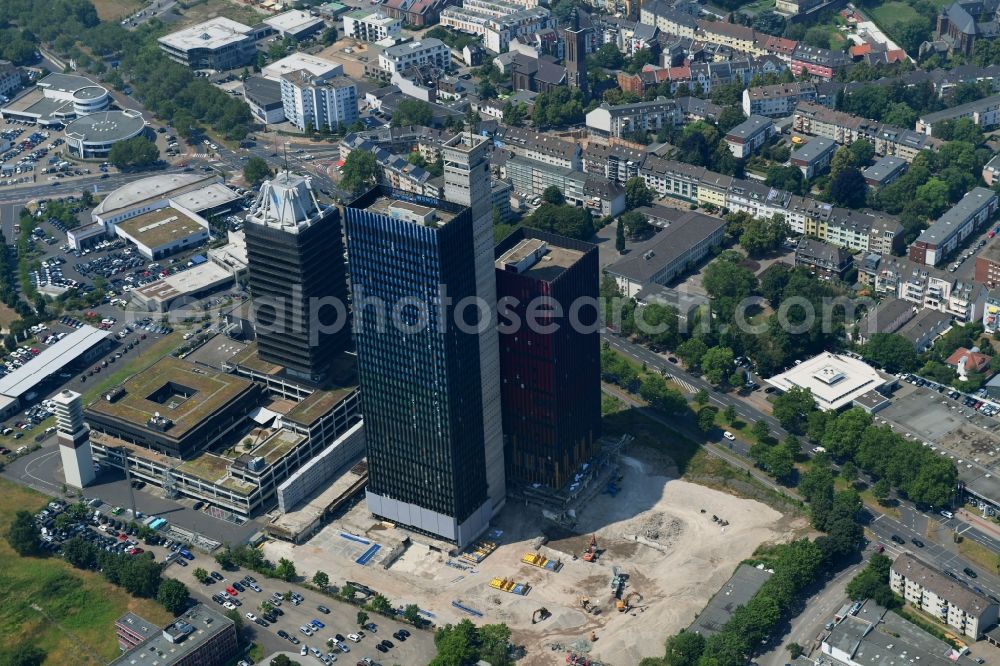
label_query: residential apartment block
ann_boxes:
[585,97,682,138]
[790,136,836,178]
[280,72,358,132]
[493,124,580,169]
[793,101,945,162]
[790,44,851,80]
[378,38,450,75]
[639,0,698,38]
[909,187,998,266]
[916,92,1000,135]
[342,10,402,41]
[742,82,817,118]
[794,238,853,280]
[975,228,1000,287]
[440,5,551,53]
[725,115,775,158]
[504,156,624,216]
[891,553,998,639]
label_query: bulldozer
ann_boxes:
[578,596,600,615]
[616,591,643,613]
[531,607,551,624]
[582,534,599,562]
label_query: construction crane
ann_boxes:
[582,534,599,562]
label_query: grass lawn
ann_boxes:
[0,478,173,664]
[91,0,143,20]
[82,332,183,404]
[958,537,999,574]
[601,394,627,416]
[178,0,266,30]
[867,1,922,36]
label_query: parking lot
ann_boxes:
[20,498,434,665]
[878,381,1000,479]
[0,119,125,190]
[164,549,437,665]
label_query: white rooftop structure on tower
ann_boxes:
[247,171,327,231]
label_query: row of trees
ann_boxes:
[213,543,297,582]
[774,391,958,507]
[121,37,253,141]
[430,620,512,666]
[108,136,160,170]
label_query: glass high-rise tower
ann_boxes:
[244,171,350,383]
[344,186,494,547]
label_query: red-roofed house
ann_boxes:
[850,43,873,58]
[763,35,798,62]
[946,347,992,377]
[381,0,447,26]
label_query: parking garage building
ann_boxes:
[0,325,110,418]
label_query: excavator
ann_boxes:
[582,534,599,562]
[616,591,643,612]
[531,607,550,624]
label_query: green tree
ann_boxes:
[678,338,709,369]
[872,478,891,504]
[863,333,919,373]
[62,537,97,569]
[275,558,297,582]
[478,623,512,666]
[357,610,369,627]
[724,404,737,423]
[664,631,705,665]
[403,604,421,625]
[827,167,867,208]
[625,176,654,210]
[619,210,651,240]
[268,655,299,666]
[701,346,735,386]
[391,99,434,127]
[542,185,565,205]
[340,149,378,194]
[0,645,46,666]
[772,386,815,433]
[214,548,235,570]
[751,419,771,442]
[693,388,709,406]
[840,461,858,484]
[108,136,160,170]
[312,570,329,589]
[157,579,189,614]
[697,406,719,433]
[6,510,41,556]
[369,594,392,615]
[615,218,626,253]
[243,157,272,187]
[740,214,791,257]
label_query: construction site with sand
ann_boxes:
[263,442,803,665]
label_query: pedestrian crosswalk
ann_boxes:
[661,371,696,393]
